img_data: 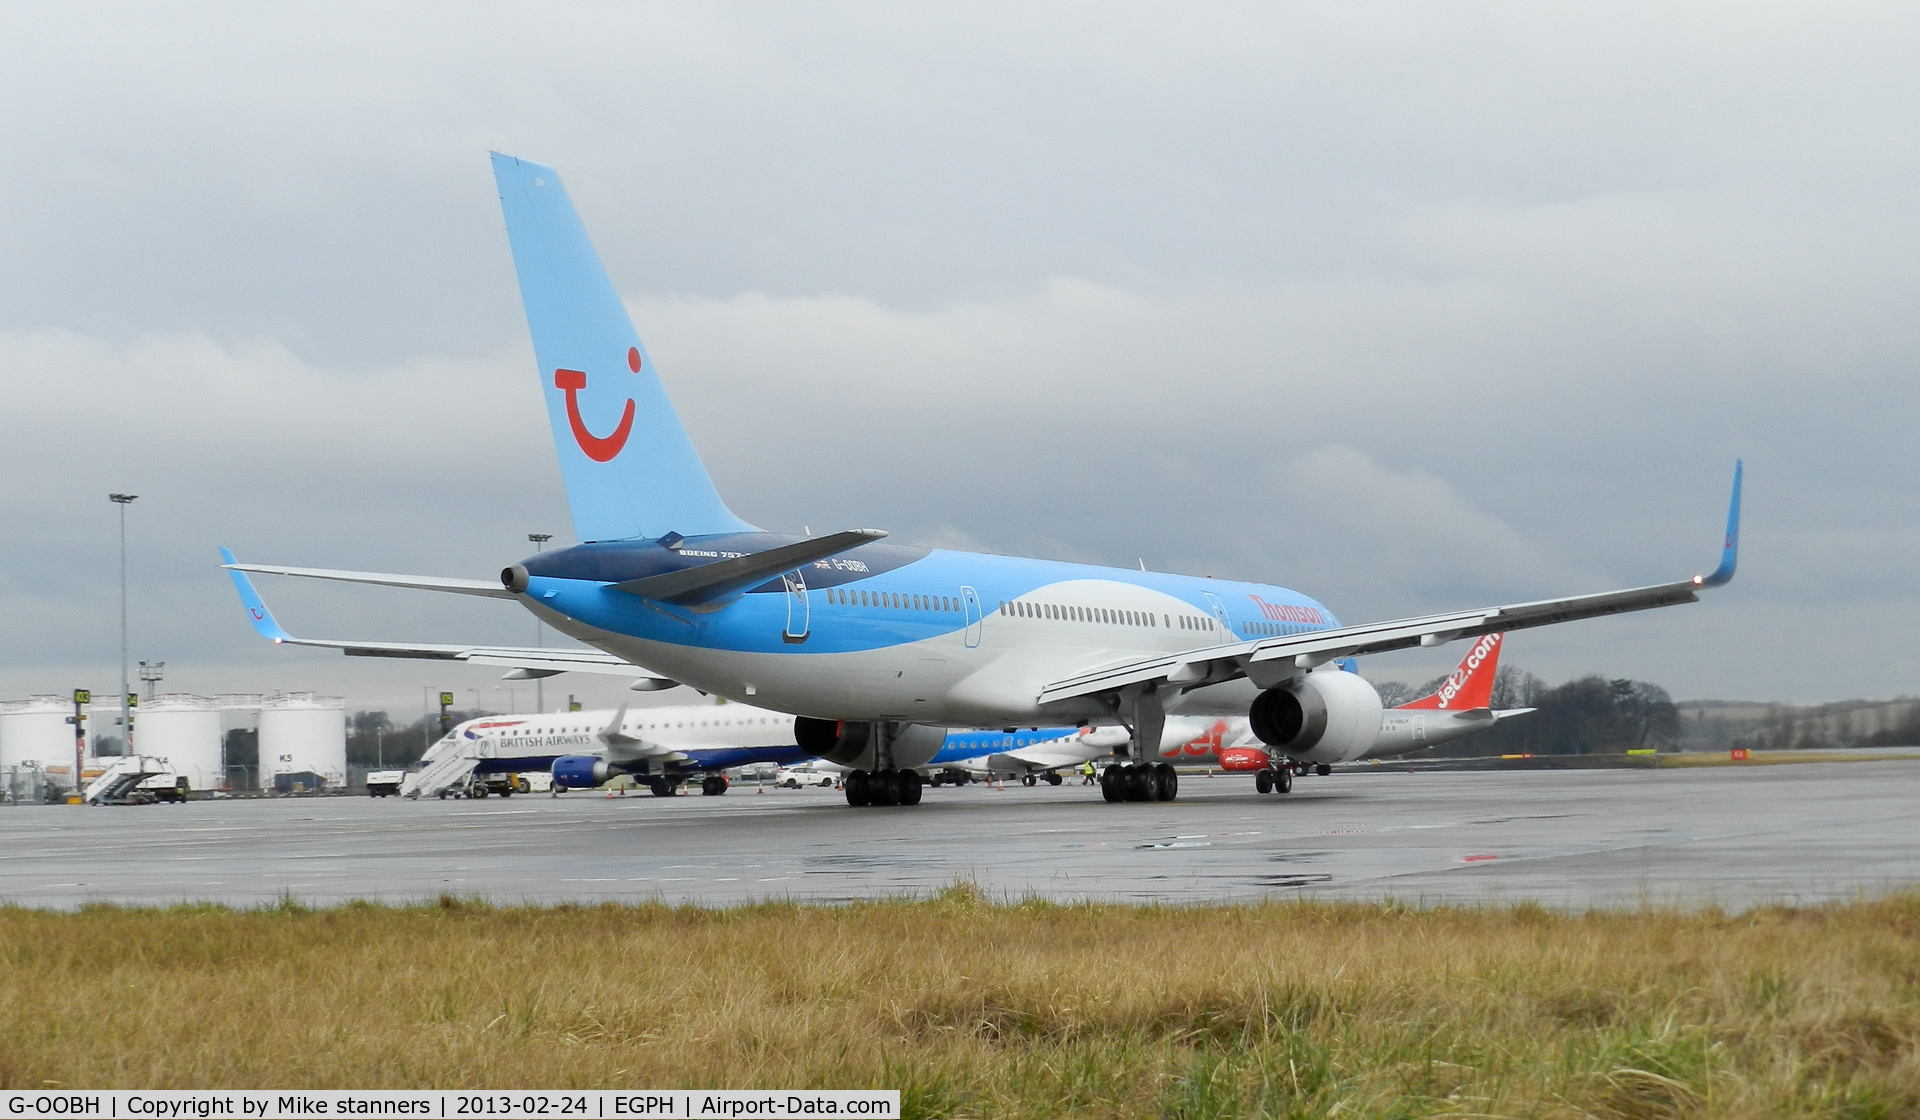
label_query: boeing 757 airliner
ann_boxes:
[223,153,1740,809]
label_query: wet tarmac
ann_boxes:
[3,761,1916,911]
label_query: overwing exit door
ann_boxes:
[1202,591,1234,639]
[782,571,810,644]
[960,586,983,648]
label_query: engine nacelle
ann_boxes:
[551,755,612,790]
[1247,671,1384,764]
[1217,746,1273,772]
[501,564,530,593]
[793,718,947,770]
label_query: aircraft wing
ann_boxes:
[1001,740,1108,770]
[220,549,673,684]
[221,558,515,599]
[1040,462,1742,706]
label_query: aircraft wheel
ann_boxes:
[1022,774,1037,787]
[898,769,923,806]
[1155,763,1178,802]
[872,768,901,807]
[1045,772,1063,786]
[1099,766,1121,803]
[845,769,871,807]
[1316,763,1332,777]
[1276,767,1293,795]
[649,778,674,798]
[1125,765,1154,802]
[1255,769,1274,794]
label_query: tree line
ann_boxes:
[1375,667,1682,756]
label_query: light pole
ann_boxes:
[528,533,552,712]
[110,494,137,755]
[139,660,164,701]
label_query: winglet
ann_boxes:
[219,548,294,642]
[1694,460,1742,588]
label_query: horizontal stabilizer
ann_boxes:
[612,529,887,605]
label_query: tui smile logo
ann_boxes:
[554,347,643,462]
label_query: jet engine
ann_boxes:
[551,755,614,790]
[1247,670,1384,764]
[793,718,947,770]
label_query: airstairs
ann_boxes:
[82,755,179,804]
[400,735,522,800]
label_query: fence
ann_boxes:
[1,765,54,805]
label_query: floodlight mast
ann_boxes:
[139,660,165,701]
[528,533,552,712]
[109,494,137,756]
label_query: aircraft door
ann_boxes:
[782,571,810,644]
[1202,592,1235,638]
[960,586,983,648]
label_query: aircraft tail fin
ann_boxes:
[490,153,755,543]
[1400,632,1505,711]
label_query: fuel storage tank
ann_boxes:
[136,694,224,791]
[0,695,82,788]
[258,692,346,791]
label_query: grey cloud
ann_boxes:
[1,3,1917,713]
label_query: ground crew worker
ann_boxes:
[1081,761,1097,784]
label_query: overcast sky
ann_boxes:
[3,2,1916,718]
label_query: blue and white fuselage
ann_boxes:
[516,533,1336,727]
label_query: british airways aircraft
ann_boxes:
[223,153,1741,810]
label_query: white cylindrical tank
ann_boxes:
[136,694,224,791]
[0,696,83,788]
[259,692,346,791]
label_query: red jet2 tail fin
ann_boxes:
[1399,632,1505,711]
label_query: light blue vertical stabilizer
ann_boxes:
[491,153,756,542]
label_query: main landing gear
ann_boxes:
[1099,763,1177,803]
[843,768,923,807]
[1254,767,1293,795]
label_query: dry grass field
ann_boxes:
[3,889,1918,1118]
[1658,749,1920,768]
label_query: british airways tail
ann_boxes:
[490,152,756,543]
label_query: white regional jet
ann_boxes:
[221,153,1742,810]
[401,702,811,799]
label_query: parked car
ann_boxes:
[772,766,837,789]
